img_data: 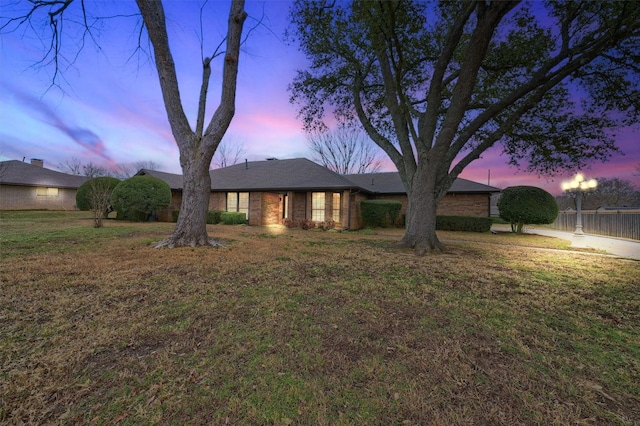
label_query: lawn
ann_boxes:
[1,211,639,425]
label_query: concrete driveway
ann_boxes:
[491,225,640,260]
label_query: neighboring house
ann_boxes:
[138,158,500,229]
[0,159,88,210]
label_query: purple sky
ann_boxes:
[1,1,638,195]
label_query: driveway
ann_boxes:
[491,225,640,260]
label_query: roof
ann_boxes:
[210,158,356,191]
[138,168,184,189]
[140,158,357,191]
[344,172,501,194]
[0,160,88,189]
[139,158,501,194]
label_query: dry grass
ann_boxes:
[1,211,639,425]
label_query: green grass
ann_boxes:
[1,211,639,425]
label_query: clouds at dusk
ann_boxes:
[1,1,638,194]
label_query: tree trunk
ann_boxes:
[398,164,443,255]
[156,154,221,248]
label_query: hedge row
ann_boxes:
[360,200,402,228]
[171,210,247,225]
[436,215,493,232]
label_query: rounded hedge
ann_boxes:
[110,175,171,221]
[76,177,121,211]
[498,186,558,232]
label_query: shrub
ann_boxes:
[360,200,402,228]
[76,177,120,211]
[220,211,247,225]
[172,210,224,224]
[498,186,559,233]
[76,177,121,228]
[110,176,171,222]
[300,218,316,230]
[436,215,493,232]
[320,219,336,231]
[207,210,224,224]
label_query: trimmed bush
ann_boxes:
[110,176,171,222]
[220,211,247,225]
[436,215,493,232]
[172,210,224,224]
[207,210,225,224]
[360,200,402,228]
[498,186,559,233]
[76,177,120,211]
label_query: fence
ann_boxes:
[551,210,640,241]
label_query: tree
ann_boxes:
[76,177,121,228]
[498,186,558,233]
[111,176,171,222]
[289,1,640,254]
[3,0,247,248]
[212,135,247,169]
[307,126,383,174]
[58,157,109,178]
[115,161,162,179]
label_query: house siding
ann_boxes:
[292,192,307,222]
[261,192,282,225]
[156,191,182,222]
[249,192,261,225]
[437,193,490,217]
[349,192,370,229]
[0,185,79,210]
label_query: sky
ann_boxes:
[1,1,638,196]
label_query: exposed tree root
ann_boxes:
[154,237,225,249]
[396,238,444,255]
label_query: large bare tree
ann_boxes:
[307,126,383,174]
[2,0,247,247]
[289,1,640,254]
[212,134,247,169]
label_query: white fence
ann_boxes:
[551,210,640,241]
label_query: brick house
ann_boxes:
[139,158,500,229]
[0,159,88,210]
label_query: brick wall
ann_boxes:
[209,192,226,211]
[437,193,490,217]
[0,185,79,210]
[292,192,307,222]
[261,193,282,225]
[248,192,261,225]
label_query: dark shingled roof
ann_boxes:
[209,158,356,191]
[140,158,356,191]
[344,172,501,194]
[138,158,502,194]
[0,160,88,188]
[137,168,184,189]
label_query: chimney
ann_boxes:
[31,158,44,167]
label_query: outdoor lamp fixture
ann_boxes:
[561,173,597,247]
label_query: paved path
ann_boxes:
[492,225,640,260]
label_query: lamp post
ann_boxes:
[561,173,597,247]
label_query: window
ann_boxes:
[36,187,59,197]
[283,193,289,219]
[227,192,249,216]
[311,192,325,222]
[332,192,341,222]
